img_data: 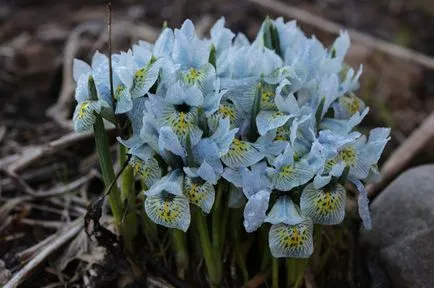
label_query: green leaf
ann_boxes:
[249,83,262,141]
[315,97,326,125]
[209,44,216,69]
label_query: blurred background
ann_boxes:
[1,0,434,287]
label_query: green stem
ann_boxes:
[195,209,221,286]
[272,258,279,288]
[313,224,322,270]
[259,226,271,272]
[171,229,189,279]
[119,144,136,254]
[232,209,248,283]
[212,182,225,251]
[89,76,123,224]
[287,258,308,288]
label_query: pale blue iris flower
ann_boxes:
[72,17,390,259]
[72,52,113,132]
[265,196,313,258]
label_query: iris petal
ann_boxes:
[145,192,191,231]
[129,156,161,188]
[221,139,265,168]
[183,177,215,214]
[268,220,313,258]
[300,183,346,225]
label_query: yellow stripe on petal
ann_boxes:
[162,106,199,141]
[339,93,362,115]
[208,102,238,131]
[221,139,264,168]
[300,183,346,225]
[144,192,191,231]
[260,85,277,110]
[275,125,290,141]
[183,67,203,86]
[77,101,91,119]
[338,146,357,167]
[72,100,103,132]
[129,156,161,188]
[183,177,215,214]
[269,220,313,258]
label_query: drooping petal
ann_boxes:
[268,160,315,191]
[183,177,215,214]
[265,196,304,225]
[144,192,191,231]
[348,176,372,229]
[129,156,161,188]
[268,220,313,258]
[160,104,202,144]
[243,190,271,232]
[72,100,107,132]
[300,183,346,225]
[221,139,265,168]
[114,84,133,114]
[130,59,162,98]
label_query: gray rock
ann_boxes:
[360,165,434,288]
[361,165,434,249]
[380,229,434,288]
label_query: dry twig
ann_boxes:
[246,0,434,70]
[3,130,112,173]
[4,217,83,288]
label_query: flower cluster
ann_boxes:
[72,17,390,258]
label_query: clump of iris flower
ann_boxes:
[72,17,389,259]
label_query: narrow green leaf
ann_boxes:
[315,97,326,125]
[249,83,262,141]
[209,44,216,69]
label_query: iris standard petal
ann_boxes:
[243,190,271,233]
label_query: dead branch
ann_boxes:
[2,130,110,173]
[246,0,434,70]
[20,219,64,229]
[4,217,83,288]
[34,171,96,198]
[367,112,434,198]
